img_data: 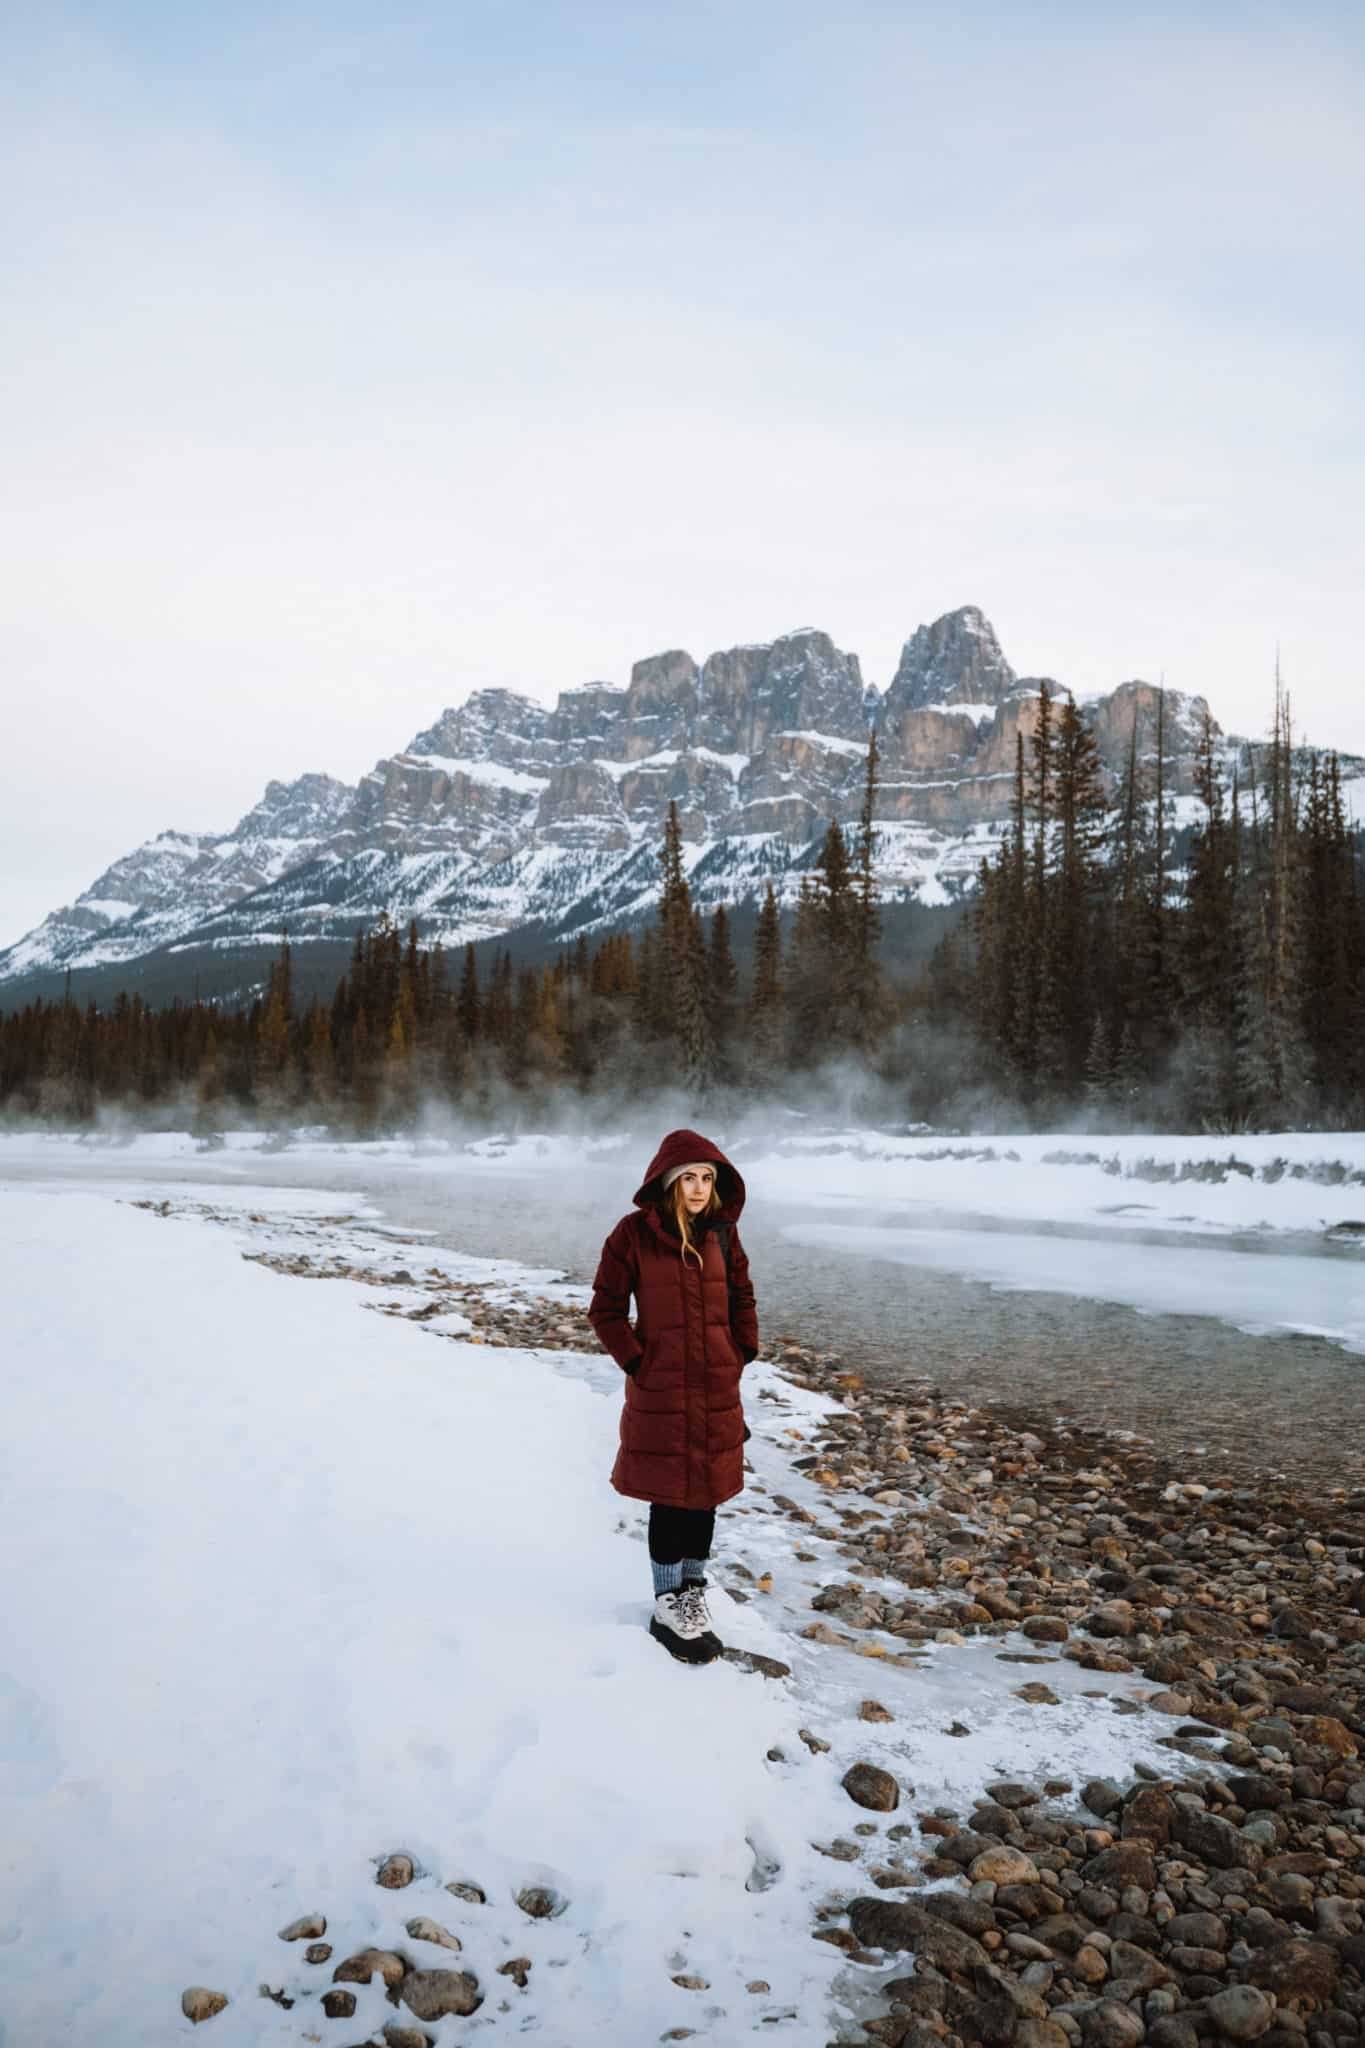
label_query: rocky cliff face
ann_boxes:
[2,607,1268,992]
[885,604,1016,714]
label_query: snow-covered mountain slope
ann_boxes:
[3,606,1358,991]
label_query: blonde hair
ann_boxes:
[665,1168,720,1267]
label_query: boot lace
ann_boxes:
[677,1582,712,1634]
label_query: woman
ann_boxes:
[588,1128,759,1664]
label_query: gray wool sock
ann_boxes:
[680,1559,708,1585]
[651,1558,685,1597]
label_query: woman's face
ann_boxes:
[676,1165,715,1215]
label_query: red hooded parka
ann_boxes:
[588,1129,759,1509]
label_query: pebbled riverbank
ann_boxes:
[757,1340,1365,2048]
[234,1206,1365,2046]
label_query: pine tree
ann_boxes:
[1052,691,1108,1086]
[1178,710,1238,1126]
[707,903,739,1078]
[850,727,884,1047]
[1260,670,1313,1121]
[303,1003,335,1104]
[658,800,712,1093]
[632,921,670,1048]
[193,1016,223,1134]
[457,943,481,1041]
[681,904,715,1094]
[748,882,784,1079]
[256,930,295,1109]
[1083,1014,1116,1113]
[786,872,825,1066]
[1300,753,1362,1116]
[1021,681,1063,1112]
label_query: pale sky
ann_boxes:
[3,1,1363,946]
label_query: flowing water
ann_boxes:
[9,1147,1362,1486]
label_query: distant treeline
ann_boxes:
[2,687,1361,1131]
[925,677,1364,1127]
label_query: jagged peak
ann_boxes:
[229,772,355,842]
[886,605,1016,714]
[405,686,552,759]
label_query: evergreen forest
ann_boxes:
[2,685,1361,1134]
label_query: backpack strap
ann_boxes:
[713,1219,730,1273]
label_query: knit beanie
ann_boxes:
[662,1160,714,1193]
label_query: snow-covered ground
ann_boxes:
[1,1173,1189,2046]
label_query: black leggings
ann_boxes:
[648,1504,715,1564]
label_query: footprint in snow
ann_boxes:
[744,1824,782,1893]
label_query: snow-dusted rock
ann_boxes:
[515,1883,566,1919]
[444,1878,487,1904]
[405,1914,463,1951]
[397,1966,483,2019]
[180,1985,229,2023]
[277,1910,326,1940]
[333,1945,407,1985]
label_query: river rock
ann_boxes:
[1246,1935,1340,2007]
[1023,1615,1070,1642]
[922,1892,999,1938]
[1226,1773,1288,1812]
[333,1947,406,1987]
[1082,1779,1123,1819]
[1205,1984,1276,2039]
[277,1911,326,1941]
[842,1761,901,1811]
[969,1845,1041,1885]
[397,1968,482,2020]
[1085,1601,1138,1638]
[377,1851,415,1888]
[405,1915,462,1951]
[1173,1807,1261,1870]
[516,1884,565,1918]
[1081,1844,1157,1891]
[847,1896,992,1974]
[1081,2001,1144,2046]
[1163,1910,1227,1950]
[1147,2020,1200,2048]
[181,1987,228,2024]
[1108,1938,1169,1990]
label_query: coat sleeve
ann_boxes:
[727,1222,759,1363]
[587,1215,644,1373]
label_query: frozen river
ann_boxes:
[4,1129,1361,1486]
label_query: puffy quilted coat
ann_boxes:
[588,1128,759,1509]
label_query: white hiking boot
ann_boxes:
[650,1582,722,1665]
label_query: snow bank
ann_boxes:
[743,1129,1365,1240]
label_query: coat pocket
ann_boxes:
[632,1334,666,1391]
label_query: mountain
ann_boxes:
[3,606,1355,1008]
